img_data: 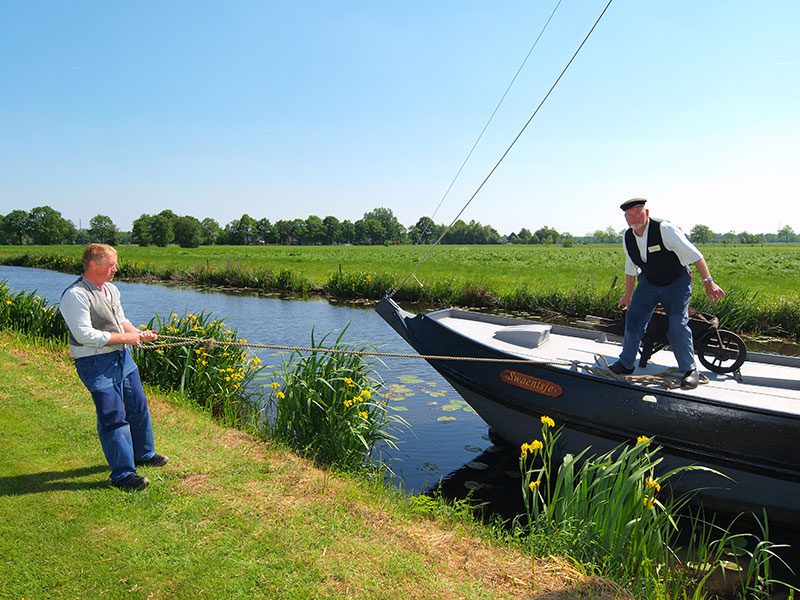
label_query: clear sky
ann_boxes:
[1,1,798,237]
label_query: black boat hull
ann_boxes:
[377,297,800,526]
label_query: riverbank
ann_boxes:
[2,244,799,340]
[0,332,619,599]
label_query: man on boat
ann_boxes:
[608,199,725,389]
[59,243,168,491]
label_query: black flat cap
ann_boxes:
[620,198,647,211]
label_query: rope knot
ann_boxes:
[204,339,216,351]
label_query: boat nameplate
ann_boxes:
[500,369,563,398]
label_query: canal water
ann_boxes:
[0,265,520,502]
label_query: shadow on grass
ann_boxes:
[0,464,110,496]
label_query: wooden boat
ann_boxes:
[377,296,800,526]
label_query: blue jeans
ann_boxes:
[618,270,696,373]
[74,350,156,483]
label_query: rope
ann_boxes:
[583,354,709,390]
[427,0,564,224]
[141,334,574,366]
[389,0,615,296]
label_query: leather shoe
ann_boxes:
[681,369,699,389]
[608,361,634,375]
[135,453,169,467]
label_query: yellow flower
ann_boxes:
[138,324,147,329]
[156,349,164,355]
[360,389,372,399]
[343,400,353,407]
[195,348,204,355]
[644,497,655,510]
[276,391,285,399]
[520,443,530,457]
[225,376,231,381]
[528,480,541,491]
[530,439,543,451]
[171,313,178,319]
[359,411,368,419]
[252,356,262,365]
[645,477,661,492]
[343,377,355,388]
[637,435,651,445]
[540,415,555,428]
[5,300,12,305]
[200,360,207,366]
[270,382,280,389]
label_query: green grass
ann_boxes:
[2,243,799,339]
[1,333,611,599]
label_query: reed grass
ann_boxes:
[267,328,407,472]
[0,281,69,347]
[516,418,798,598]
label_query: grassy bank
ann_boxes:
[0,332,617,599]
[2,244,799,339]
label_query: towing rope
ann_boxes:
[141,335,708,390]
[141,334,575,367]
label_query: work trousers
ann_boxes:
[74,350,156,482]
[618,269,696,373]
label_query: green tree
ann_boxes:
[778,225,795,243]
[305,215,326,245]
[256,218,276,244]
[322,215,340,245]
[201,218,221,245]
[362,207,404,243]
[150,215,174,247]
[409,216,438,244]
[88,214,119,245]
[131,215,153,246]
[174,215,203,248]
[226,214,258,245]
[28,206,76,244]
[689,224,714,244]
[0,209,30,244]
[339,219,355,244]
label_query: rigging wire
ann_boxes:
[391,0,614,296]
[427,0,564,226]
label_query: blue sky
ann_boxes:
[1,1,798,236]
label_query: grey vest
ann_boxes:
[61,277,127,352]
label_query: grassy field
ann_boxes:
[2,243,799,338]
[0,332,619,599]
[1,243,798,300]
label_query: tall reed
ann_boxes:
[0,281,69,345]
[517,418,797,598]
[268,328,405,472]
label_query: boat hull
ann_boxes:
[377,297,800,526]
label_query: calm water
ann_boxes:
[0,265,518,497]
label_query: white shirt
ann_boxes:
[623,220,703,277]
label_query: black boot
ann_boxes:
[609,362,634,375]
[681,369,699,389]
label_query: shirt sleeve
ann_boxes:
[659,221,703,266]
[623,238,639,276]
[58,288,112,347]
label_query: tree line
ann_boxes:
[1,205,796,247]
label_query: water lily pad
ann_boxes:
[463,480,484,491]
[466,461,489,471]
[441,404,462,412]
[464,445,482,453]
[420,462,438,473]
[398,375,424,384]
[484,445,504,454]
[437,416,456,422]
[387,384,415,398]
[423,390,447,398]
[389,405,409,412]
[463,406,476,414]
[426,401,438,406]
[425,381,439,387]
[505,470,521,479]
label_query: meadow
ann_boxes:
[2,243,799,338]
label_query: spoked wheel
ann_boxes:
[696,329,747,374]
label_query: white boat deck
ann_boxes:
[435,314,800,416]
